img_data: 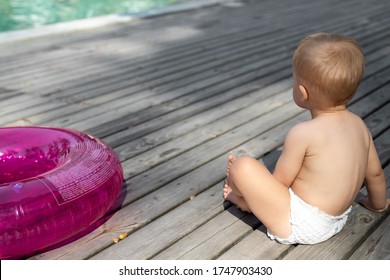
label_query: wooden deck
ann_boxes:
[0,0,389,260]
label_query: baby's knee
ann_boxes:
[232,156,264,176]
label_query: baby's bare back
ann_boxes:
[291,110,370,216]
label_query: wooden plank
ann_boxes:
[0,94,32,108]
[55,24,386,103]
[90,184,225,260]
[121,103,304,200]
[0,88,20,101]
[350,163,390,260]
[217,227,293,260]
[351,66,390,110]
[97,74,293,143]
[0,96,50,116]
[0,100,68,126]
[12,48,293,126]
[112,80,292,158]
[0,48,86,79]
[35,25,289,98]
[152,207,261,260]
[45,58,293,128]
[84,69,294,138]
[349,187,390,259]
[363,103,390,137]
[8,67,292,129]
[118,90,293,177]
[349,81,390,122]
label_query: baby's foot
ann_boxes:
[226,154,237,179]
[223,182,251,213]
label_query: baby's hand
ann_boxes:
[359,197,390,213]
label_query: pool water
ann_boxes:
[0,0,182,32]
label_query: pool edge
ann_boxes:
[0,0,228,43]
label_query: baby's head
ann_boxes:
[293,33,365,107]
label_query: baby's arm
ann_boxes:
[273,123,308,187]
[360,135,389,212]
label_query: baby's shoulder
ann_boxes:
[285,120,317,143]
[288,120,317,136]
[287,118,333,144]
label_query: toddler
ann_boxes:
[223,33,389,244]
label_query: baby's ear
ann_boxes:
[299,85,309,100]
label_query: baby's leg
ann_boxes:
[223,183,251,212]
[224,155,292,238]
[224,155,251,212]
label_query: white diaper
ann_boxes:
[267,188,351,245]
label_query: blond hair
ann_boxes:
[293,33,365,106]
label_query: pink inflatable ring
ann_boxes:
[0,127,123,259]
